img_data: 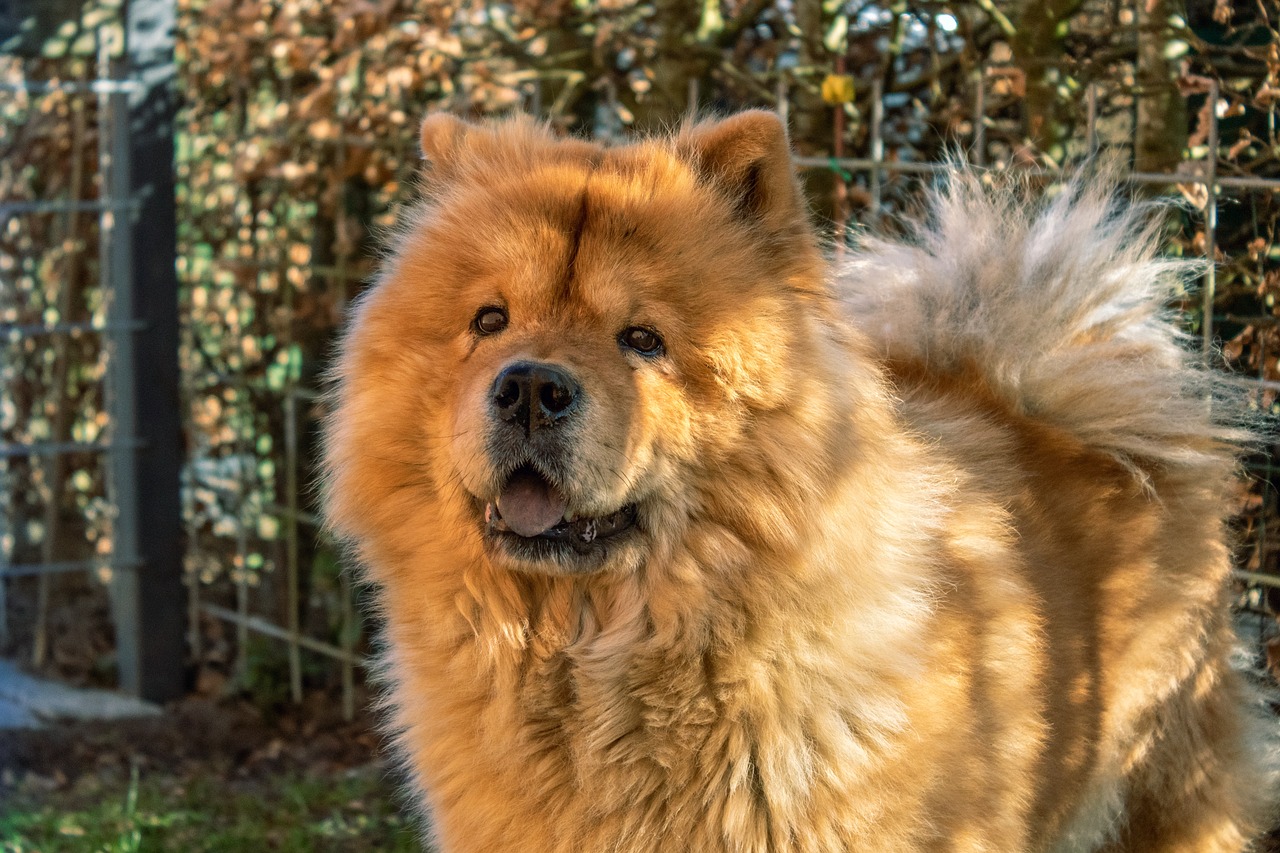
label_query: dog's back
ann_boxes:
[842,177,1277,850]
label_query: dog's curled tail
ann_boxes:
[838,173,1249,481]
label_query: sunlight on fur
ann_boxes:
[322,110,1278,852]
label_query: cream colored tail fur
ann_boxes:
[838,176,1241,480]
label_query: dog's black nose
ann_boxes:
[492,362,581,434]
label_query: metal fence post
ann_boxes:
[1202,79,1220,359]
[869,78,884,221]
[110,0,185,702]
[1085,83,1098,156]
[972,69,986,167]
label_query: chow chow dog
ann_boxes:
[322,110,1275,851]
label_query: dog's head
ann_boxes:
[326,112,846,577]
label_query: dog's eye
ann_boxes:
[619,326,664,357]
[473,307,508,336]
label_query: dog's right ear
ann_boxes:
[419,113,472,173]
[419,114,599,185]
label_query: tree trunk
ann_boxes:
[631,0,703,131]
[790,0,840,228]
[1134,0,1187,173]
[1013,0,1084,161]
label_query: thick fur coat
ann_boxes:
[322,111,1275,851]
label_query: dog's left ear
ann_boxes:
[678,111,805,231]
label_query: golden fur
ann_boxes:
[322,111,1275,851]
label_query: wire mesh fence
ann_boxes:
[3,9,1280,717]
[2,3,184,702]
[1,41,142,677]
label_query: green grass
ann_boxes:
[0,763,422,852]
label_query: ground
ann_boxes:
[2,611,1278,852]
[3,693,1277,853]
[0,693,421,852]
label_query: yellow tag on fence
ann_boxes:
[821,74,855,105]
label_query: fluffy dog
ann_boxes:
[322,110,1275,851]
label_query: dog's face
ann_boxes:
[330,112,830,577]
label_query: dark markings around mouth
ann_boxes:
[486,499,638,545]
[484,465,637,549]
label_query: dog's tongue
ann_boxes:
[496,469,567,537]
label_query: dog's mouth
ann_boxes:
[483,465,638,557]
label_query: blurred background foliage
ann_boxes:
[3,0,1280,691]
